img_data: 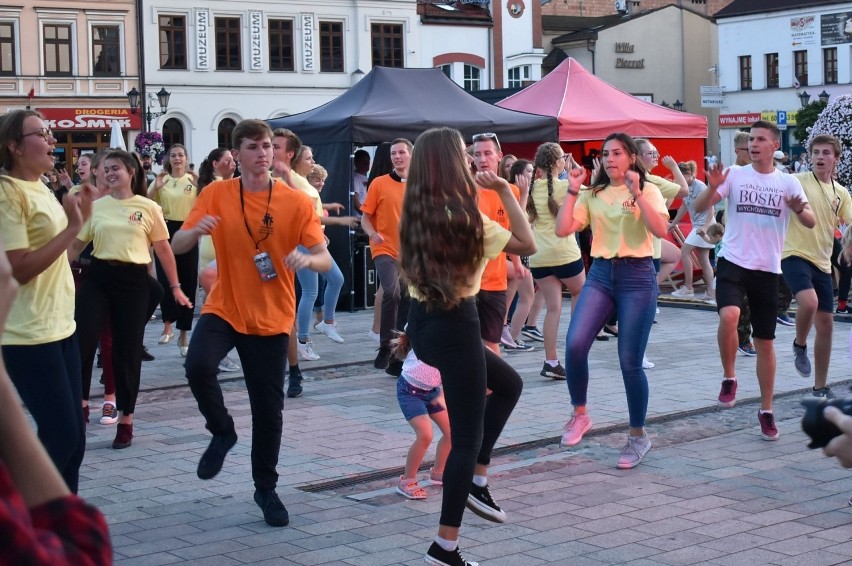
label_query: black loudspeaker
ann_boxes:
[354,244,377,309]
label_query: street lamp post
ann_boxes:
[818,90,830,104]
[673,99,684,111]
[798,90,811,108]
[126,87,171,132]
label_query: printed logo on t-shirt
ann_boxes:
[736,183,784,218]
[128,211,144,224]
[183,184,194,194]
[259,212,274,236]
[622,196,638,215]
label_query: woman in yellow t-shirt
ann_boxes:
[555,132,669,470]
[399,127,536,565]
[70,150,191,450]
[290,146,356,357]
[528,143,586,379]
[147,143,198,355]
[0,109,95,493]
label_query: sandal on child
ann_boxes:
[396,476,427,500]
[429,467,443,486]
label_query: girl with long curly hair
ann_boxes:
[400,127,535,566]
[554,132,668,470]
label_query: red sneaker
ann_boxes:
[758,411,779,440]
[718,378,737,408]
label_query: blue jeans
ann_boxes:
[295,247,344,340]
[565,257,658,428]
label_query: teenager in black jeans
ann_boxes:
[400,128,536,566]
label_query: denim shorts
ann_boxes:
[396,375,444,421]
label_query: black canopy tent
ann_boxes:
[268,66,558,311]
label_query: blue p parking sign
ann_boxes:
[777,110,787,130]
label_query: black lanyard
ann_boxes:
[239,177,273,252]
[813,172,839,217]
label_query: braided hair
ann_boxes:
[527,142,562,222]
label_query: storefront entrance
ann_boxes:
[52,131,112,181]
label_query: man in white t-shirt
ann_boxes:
[694,120,815,441]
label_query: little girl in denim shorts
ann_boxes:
[396,347,451,499]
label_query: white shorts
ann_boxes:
[684,227,715,249]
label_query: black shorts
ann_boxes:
[530,258,585,281]
[716,257,778,340]
[476,290,507,343]
[781,256,834,313]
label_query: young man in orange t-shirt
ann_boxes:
[472,133,525,356]
[360,138,412,372]
[171,120,330,527]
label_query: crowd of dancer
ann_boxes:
[2,107,852,565]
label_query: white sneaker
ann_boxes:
[297,340,320,361]
[670,287,694,298]
[642,356,655,369]
[368,330,380,344]
[218,355,240,372]
[314,321,344,343]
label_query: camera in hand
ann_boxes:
[801,396,852,449]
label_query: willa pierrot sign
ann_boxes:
[38,108,143,131]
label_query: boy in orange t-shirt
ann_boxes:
[361,138,412,373]
[171,120,330,528]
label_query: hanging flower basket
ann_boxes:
[133,131,166,165]
[805,94,852,190]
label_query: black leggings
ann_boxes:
[157,220,198,330]
[76,259,153,415]
[407,298,523,528]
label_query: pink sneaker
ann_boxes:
[758,411,779,440]
[561,414,592,446]
[718,378,737,408]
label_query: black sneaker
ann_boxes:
[385,358,403,377]
[374,346,391,369]
[540,362,566,380]
[287,368,303,398]
[425,542,479,566]
[465,483,507,523]
[253,489,290,527]
[141,346,155,362]
[197,429,237,480]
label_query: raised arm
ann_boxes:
[475,171,536,256]
[555,166,587,237]
[172,215,219,255]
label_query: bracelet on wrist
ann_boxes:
[170,283,181,289]
[567,189,579,196]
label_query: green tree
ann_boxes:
[794,100,827,143]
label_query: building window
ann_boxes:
[739,55,751,90]
[162,118,184,149]
[823,47,838,84]
[0,22,15,75]
[215,17,241,70]
[319,21,343,73]
[764,53,778,88]
[159,15,186,69]
[508,65,531,88]
[371,23,403,68]
[217,118,236,149]
[92,25,120,76]
[439,64,451,79]
[268,19,293,72]
[793,50,808,87]
[463,64,481,92]
[43,24,72,76]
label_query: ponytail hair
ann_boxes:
[198,147,229,191]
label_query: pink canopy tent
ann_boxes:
[497,57,707,141]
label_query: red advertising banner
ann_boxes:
[718,112,761,128]
[37,107,143,130]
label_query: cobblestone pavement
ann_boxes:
[78,302,852,565]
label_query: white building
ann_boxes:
[138,0,543,158]
[715,0,852,163]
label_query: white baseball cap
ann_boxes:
[773,150,784,160]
